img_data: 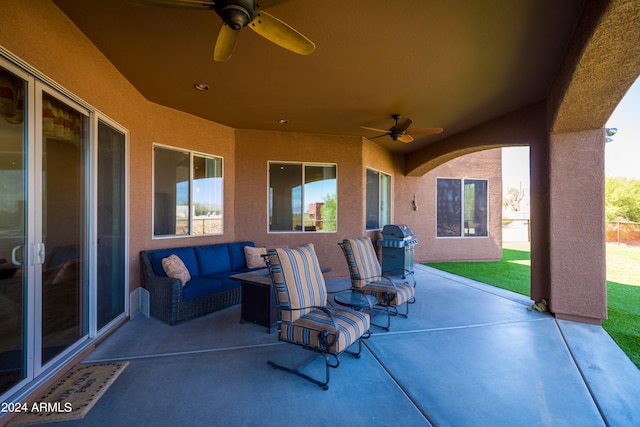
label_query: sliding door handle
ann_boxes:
[11,245,23,266]
[38,243,46,265]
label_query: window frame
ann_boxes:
[152,143,224,238]
[365,167,392,231]
[436,177,489,238]
[267,161,337,234]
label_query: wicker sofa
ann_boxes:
[140,241,263,325]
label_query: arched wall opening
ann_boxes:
[404,0,640,324]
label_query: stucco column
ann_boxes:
[529,138,551,305]
[548,129,607,324]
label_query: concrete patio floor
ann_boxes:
[50,265,640,426]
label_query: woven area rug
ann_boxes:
[7,361,128,426]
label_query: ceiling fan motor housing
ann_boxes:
[389,129,404,141]
[215,0,256,30]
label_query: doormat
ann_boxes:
[7,361,128,426]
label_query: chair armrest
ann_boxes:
[140,251,183,324]
[355,273,400,294]
[383,268,417,288]
[313,306,340,349]
[144,275,183,301]
[278,305,340,349]
[140,251,183,301]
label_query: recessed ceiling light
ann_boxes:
[278,119,288,124]
[194,83,210,91]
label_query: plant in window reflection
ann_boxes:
[194,202,214,217]
[320,194,337,231]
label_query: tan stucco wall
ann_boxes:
[137,104,237,278]
[234,131,503,275]
[412,149,503,263]
[234,130,365,277]
[405,102,545,177]
[549,129,607,323]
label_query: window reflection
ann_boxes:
[436,178,488,238]
[366,168,391,230]
[153,146,223,237]
[269,163,337,232]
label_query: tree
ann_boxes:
[605,177,640,222]
[503,185,525,212]
[321,194,337,231]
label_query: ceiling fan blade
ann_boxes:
[395,117,412,132]
[256,0,291,10]
[398,134,414,143]
[128,0,214,9]
[366,133,390,141]
[248,11,315,55]
[214,23,240,61]
[360,126,390,133]
[408,128,444,136]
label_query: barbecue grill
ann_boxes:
[377,224,417,277]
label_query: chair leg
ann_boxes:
[390,300,410,318]
[267,352,339,391]
[343,335,364,358]
[369,305,391,330]
[370,299,411,330]
[267,336,369,390]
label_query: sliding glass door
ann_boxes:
[97,120,126,330]
[0,58,128,399]
[0,69,91,388]
[0,65,28,394]
[39,90,89,365]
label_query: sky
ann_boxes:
[605,77,640,179]
[502,77,640,190]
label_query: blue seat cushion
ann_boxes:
[150,247,199,278]
[205,271,247,290]
[228,241,254,270]
[195,244,231,276]
[183,277,225,301]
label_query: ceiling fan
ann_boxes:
[128,0,315,61]
[361,114,443,143]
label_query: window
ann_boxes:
[269,162,336,232]
[437,178,488,237]
[366,168,391,230]
[153,145,223,237]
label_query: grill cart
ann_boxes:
[377,224,418,278]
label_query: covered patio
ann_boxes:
[67,265,640,426]
[2,1,640,420]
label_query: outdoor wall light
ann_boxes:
[413,193,418,211]
[606,127,617,142]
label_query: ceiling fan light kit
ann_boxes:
[128,0,315,61]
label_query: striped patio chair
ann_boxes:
[339,237,416,330]
[265,243,370,390]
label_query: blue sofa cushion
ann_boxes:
[204,271,246,290]
[150,247,199,278]
[195,244,231,276]
[228,241,254,270]
[183,276,224,301]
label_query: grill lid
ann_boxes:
[381,224,415,240]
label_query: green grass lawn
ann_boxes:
[425,243,640,369]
